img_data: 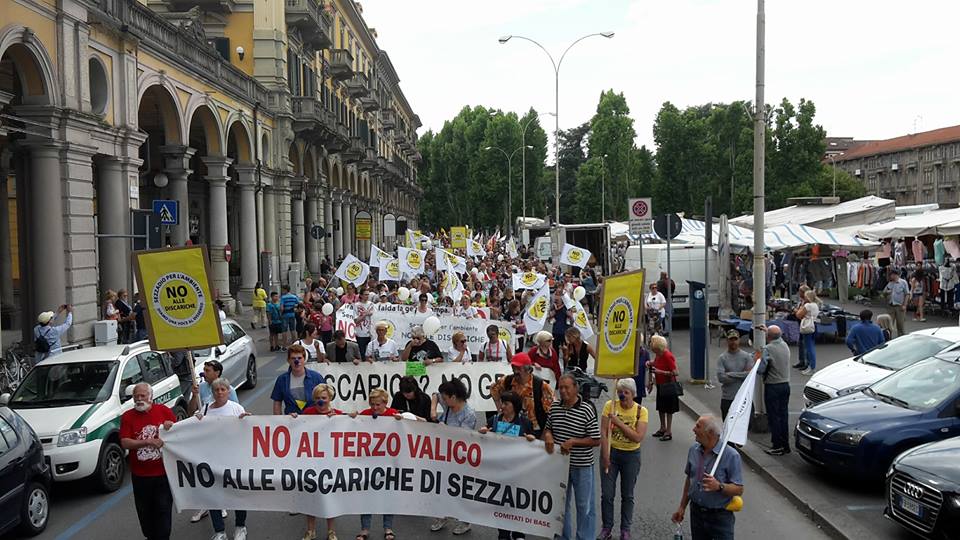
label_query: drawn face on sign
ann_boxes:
[528,296,548,320]
[568,249,583,264]
[386,259,401,279]
[575,310,588,328]
[151,272,206,328]
[345,262,363,281]
[521,272,538,287]
[603,297,635,353]
[407,250,422,269]
[472,241,482,252]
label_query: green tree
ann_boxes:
[555,122,590,223]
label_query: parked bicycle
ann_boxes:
[0,342,32,393]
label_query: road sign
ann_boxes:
[224,243,233,263]
[654,213,683,240]
[628,198,652,236]
[152,199,178,225]
[310,224,325,240]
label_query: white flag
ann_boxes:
[712,359,762,474]
[334,254,369,286]
[559,243,592,269]
[571,300,594,340]
[512,270,546,291]
[369,244,391,267]
[442,271,465,303]
[507,239,519,259]
[467,239,487,259]
[522,283,551,335]
[438,248,467,275]
[398,246,426,276]
[378,257,402,282]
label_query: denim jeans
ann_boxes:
[797,336,807,364]
[600,448,641,531]
[360,514,394,531]
[690,504,734,540]
[210,509,246,533]
[764,382,791,450]
[560,465,596,540]
[802,332,817,370]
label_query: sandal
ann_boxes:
[384,531,396,540]
[659,434,673,441]
[651,430,665,438]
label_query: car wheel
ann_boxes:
[241,356,257,389]
[95,441,126,492]
[172,403,188,421]
[18,481,49,536]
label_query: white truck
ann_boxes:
[623,243,720,312]
[531,223,613,275]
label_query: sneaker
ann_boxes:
[234,526,247,540]
[765,447,787,456]
[598,527,613,540]
[431,518,449,532]
[301,530,316,540]
[222,510,228,518]
[800,368,813,376]
[792,363,807,369]
[452,521,472,535]
[211,533,228,540]
[191,510,209,523]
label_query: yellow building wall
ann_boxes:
[0,1,58,70]
[223,12,254,76]
[91,51,115,126]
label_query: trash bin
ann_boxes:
[688,280,706,380]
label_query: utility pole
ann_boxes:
[751,0,768,426]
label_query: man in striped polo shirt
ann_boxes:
[544,373,601,540]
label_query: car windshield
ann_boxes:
[866,357,960,410]
[10,361,119,407]
[858,334,951,370]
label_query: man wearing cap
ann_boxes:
[489,352,555,438]
[33,304,73,361]
[366,321,399,361]
[716,330,755,420]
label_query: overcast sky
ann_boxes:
[361,0,958,153]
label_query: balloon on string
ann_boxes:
[422,315,442,337]
[397,287,410,302]
[335,287,344,296]
[573,286,586,301]
[321,303,334,316]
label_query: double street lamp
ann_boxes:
[485,144,533,235]
[499,31,615,224]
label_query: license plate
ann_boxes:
[898,495,922,517]
[797,436,811,451]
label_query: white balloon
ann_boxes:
[336,287,344,296]
[497,254,504,262]
[321,303,334,316]
[471,267,480,275]
[400,412,418,421]
[573,286,586,301]
[422,315,442,337]
[397,287,410,301]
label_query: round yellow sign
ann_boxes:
[575,310,588,328]
[497,326,512,344]
[528,296,548,319]
[151,272,206,328]
[603,297,634,353]
[345,262,363,281]
[407,250,422,269]
[568,249,583,263]
[521,272,538,287]
[386,259,401,278]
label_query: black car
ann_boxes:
[0,406,50,536]
[885,436,960,539]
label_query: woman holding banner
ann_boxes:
[291,384,341,540]
[480,390,536,540]
[478,324,512,363]
[598,378,648,540]
[445,332,473,363]
[292,323,324,363]
[529,331,562,384]
[366,321,399,361]
[352,388,401,540]
[391,376,432,421]
[430,379,477,535]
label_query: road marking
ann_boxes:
[54,354,284,540]
[845,504,885,511]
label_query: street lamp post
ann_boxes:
[600,153,608,222]
[520,111,555,229]
[485,145,532,234]
[499,32,614,224]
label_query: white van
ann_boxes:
[623,243,719,311]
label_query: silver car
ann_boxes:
[192,319,258,390]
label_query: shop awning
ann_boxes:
[855,207,960,240]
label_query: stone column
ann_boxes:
[256,188,264,254]
[235,165,258,302]
[291,180,306,268]
[306,186,320,276]
[324,191,334,265]
[333,190,343,261]
[161,145,195,246]
[344,195,354,256]
[29,144,67,312]
[202,156,234,308]
[0,151,14,308]
[263,184,278,291]
[96,157,131,293]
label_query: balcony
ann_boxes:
[291,96,347,151]
[359,94,379,112]
[167,0,236,13]
[328,49,354,81]
[285,0,333,49]
[343,73,369,98]
[359,147,378,172]
[380,108,396,130]
[340,137,364,164]
[375,155,388,175]
[395,132,412,151]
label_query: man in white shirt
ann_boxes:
[366,321,400,361]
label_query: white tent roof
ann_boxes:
[856,207,960,240]
[633,218,878,251]
[731,196,895,229]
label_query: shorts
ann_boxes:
[269,323,284,335]
[284,317,297,332]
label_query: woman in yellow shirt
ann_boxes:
[599,378,648,540]
[251,281,268,329]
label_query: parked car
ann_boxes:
[0,342,187,491]
[795,351,960,480]
[803,327,960,408]
[885,436,960,539]
[191,319,257,390]
[0,406,50,536]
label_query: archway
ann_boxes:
[185,104,222,245]
[226,119,254,297]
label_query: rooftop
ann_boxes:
[835,124,960,161]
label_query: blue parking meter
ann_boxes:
[688,280,706,380]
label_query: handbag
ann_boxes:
[799,315,815,334]
[659,374,683,397]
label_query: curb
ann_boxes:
[677,390,877,540]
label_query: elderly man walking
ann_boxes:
[758,325,791,456]
[716,330,754,420]
[544,374,601,540]
[883,270,910,338]
[672,415,744,540]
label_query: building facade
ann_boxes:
[0,0,422,347]
[832,125,960,208]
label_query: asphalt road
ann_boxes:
[671,302,953,540]
[4,324,830,540]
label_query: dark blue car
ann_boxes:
[795,352,960,480]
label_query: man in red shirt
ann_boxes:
[120,382,177,540]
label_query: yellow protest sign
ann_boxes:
[451,226,467,249]
[527,294,548,320]
[596,269,644,377]
[133,246,224,351]
[344,260,365,282]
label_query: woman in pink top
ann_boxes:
[340,283,358,304]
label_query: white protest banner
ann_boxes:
[162,416,568,538]
[559,243,592,269]
[335,304,358,341]
[335,254,369,286]
[523,283,550,335]
[512,270,546,291]
[378,258,402,282]
[305,360,556,412]
[467,239,487,259]
[711,359,761,474]
[571,301,594,340]
[398,246,426,276]
[373,312,516,355]
[369,244,391,267]
[371,303,490,320]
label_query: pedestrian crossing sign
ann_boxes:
[153,199,178,225]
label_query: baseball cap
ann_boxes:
[37,311,55,324]
[726,330,740,339]
[510,351,533,367]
